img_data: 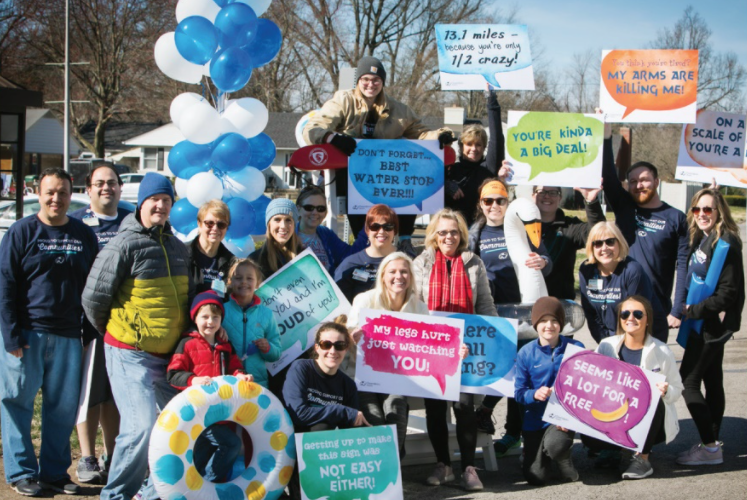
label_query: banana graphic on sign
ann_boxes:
[591,399,629,423]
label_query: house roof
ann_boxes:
[81,121,165,152]
[26,109,50,129]
[123,123,184,147]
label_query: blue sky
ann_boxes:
[512,1,747,71]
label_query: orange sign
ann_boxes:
[600,49,698,122]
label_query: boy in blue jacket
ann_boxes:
[515,297,585,486]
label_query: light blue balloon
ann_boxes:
[214,3,258,48]
[242,19,281,67]
[168,140,212,180]
[249,195,271,235]
[210,47,253,92]
[212,133,252,173]
[224,233,255,258]
[170,198,200,235]
[175,16,219,65]
[247,133,276,171]
[225,197,254,240]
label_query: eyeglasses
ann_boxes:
[437,229,460,237]
[369,223,395,232]
[202,220,228,230]
[535,189,561,198]
[691,206,716,216]
[620,310,645,320]
[592,237,617,249]
[359,76,382,85]
[92,181,120,188]
[301,204,327,213]
[317,340,348,351]
[481,197,508,207]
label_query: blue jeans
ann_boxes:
[0,331,82,484]
[102,345,177,500]
[194,424,242,482]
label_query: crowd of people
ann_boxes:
[0,56,743,499]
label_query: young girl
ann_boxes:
[250,198,304,279]
[223,259,281,389]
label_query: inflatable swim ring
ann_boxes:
[149,376,296,500]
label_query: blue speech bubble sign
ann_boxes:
[435,24,533,88]
[348,139,443,212]
[453,314,517,388]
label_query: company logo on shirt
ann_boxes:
[635,212,667,235]
[37,237,84,254]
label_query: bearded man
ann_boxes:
[602,128,688,339]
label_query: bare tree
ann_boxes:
[649,5,746,110]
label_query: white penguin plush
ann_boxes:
[503,197,548,303]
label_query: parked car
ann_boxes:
[69,159,131,192]
[119,173,145,203]
[0,194,135,242]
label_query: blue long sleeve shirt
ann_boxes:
[601,138,689,318]
[0,215,98,351]
[514,336,585,431]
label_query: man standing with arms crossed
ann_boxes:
[83,173,193,500]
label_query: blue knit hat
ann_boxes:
[137,172,175,208]
[265,198,298,227]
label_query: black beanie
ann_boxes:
[531,296,566,330]
[356,56,387,86]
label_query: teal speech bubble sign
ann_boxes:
[507,112,604,181]
[298,425,401,500]
[435,24,532,88]
[255,253,340,352]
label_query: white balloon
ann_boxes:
[176,0,221,23]
[170,93,203,125]
[218,118,240,136]
[224,167,266,202]
[186,172,224,207]
[154,32,204,84]
[231,0,272,17]
[221,98,268,139]
[178,100,222,144]
[174,177,189,199]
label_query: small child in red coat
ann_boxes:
[167,291,254,482]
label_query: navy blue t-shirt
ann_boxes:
[0,215,98,350]
[686,238,710,287]
[193,248,223,286]
[69,205,131,249]
[478,224,521,304]
[619,344,643,366]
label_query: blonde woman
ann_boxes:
[677,189,744,466]
[347,252,428,457]
[413,208,494,491]
[579,222,667,344]
[188,200,235,294]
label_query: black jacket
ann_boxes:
[541,201,606,300]
[687,231,744,343]
[186,238,235,294]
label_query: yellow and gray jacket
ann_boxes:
[82,213,194,354]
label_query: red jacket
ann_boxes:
[167,331,245,390]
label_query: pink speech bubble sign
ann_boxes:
[360,314,462,395]
[553,351,652,449]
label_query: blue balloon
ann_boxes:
[175,16,219,65]
[209,47,253,92]
[242,19,281,67]
[212,133,251,173]
[249,195,271,235]
[247,133,276,171]
[226,197,254,239]
[170,198,200,235]
[214,3,258,48]
[168,140,212,179]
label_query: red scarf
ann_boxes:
[428,250,474,313]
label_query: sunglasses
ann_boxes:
[437,229,460,237]
[620,309,645,320]
[592,237,617,249]
[202,220,228,230]
[481,197,508,207]
[691,206,716,216]
[317,340,348,351]
[369,223,395,232]
[301,204,327,213]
